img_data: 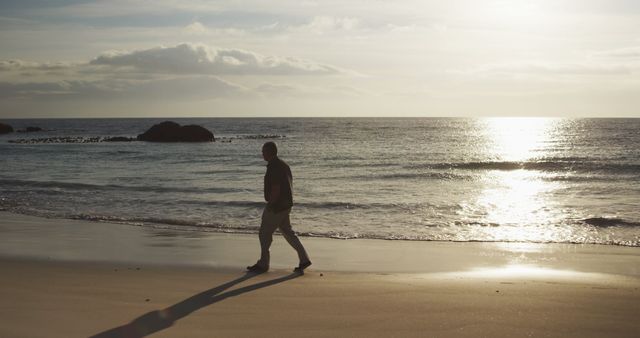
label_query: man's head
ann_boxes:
[262,141,278,161]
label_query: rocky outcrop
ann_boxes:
[17,126,44,133]
[103,136,136,142]
[137,121,214,142]
[0,122,13,134]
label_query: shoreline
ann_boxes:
[1,211,640,276]
[2,208,638,248]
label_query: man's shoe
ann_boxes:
[246,264,268,273]
[294,260,312,273]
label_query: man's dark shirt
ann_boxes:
[264,157,293,212]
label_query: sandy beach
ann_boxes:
[1,212,639,337]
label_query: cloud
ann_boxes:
[0,42,356,102]
[0,59,71,72]
[0,76,245,100]
[125,76,245,99]
[464,61,636,78]
[0,42,357,103]
[254,82,366,99]
[0,81,74,98]
[183,21,209,35]
[255,83,300,97]
[594,46,640,59]
[282,15,435,36]
[297,16,361,34]
[182,21,246,36]
[90,43,343,75]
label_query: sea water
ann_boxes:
[1,118,638,246]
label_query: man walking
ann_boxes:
[247,142,311,273]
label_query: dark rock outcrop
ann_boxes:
[103,136,136,142]
[0,122,13,134]
[137,121,214,142]
[17,126,44,133]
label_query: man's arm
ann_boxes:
[268,184,281,208]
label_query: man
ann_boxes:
[247,141,311,274]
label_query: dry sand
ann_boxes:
[1,212,639,337]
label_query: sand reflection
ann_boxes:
[456,264,606,280]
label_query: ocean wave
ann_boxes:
[175,199,431,211]
[375,172,470,180]
[217,134,286,141]
[541,174,615,182]
[190,169,251,175]
[297,231,640,247]
[176,200,266,208]
[0,179,242,194]
[68,214,261,232]
[318,172,471,181]
[1,208,638,247]
[96,150,143,156]
[582,217,640,227]
[43,213,640,247]
[0,190,441,212]
[296,201,444,211]
[407,160,640,174]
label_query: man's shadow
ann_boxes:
[91,271,301,338]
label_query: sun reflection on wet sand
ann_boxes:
[451,264,608,281]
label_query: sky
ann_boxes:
[0,0,639,118]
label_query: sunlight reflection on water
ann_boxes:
[467,118,569,242]
[480,117,556,161]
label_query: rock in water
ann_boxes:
[17,126,44,133]
[137,121,182,142]
[179,125,215,142]
[103,136,136,142]
[137,121,214,142]
[0,122,13,134]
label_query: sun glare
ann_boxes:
[456,264,605,280]
[478,170,553,226]
[486,0,553,28]
[482,117,554,162]
[464,117,564,242]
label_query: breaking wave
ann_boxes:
[583,217,640,228]
[413,160,640,174]
[0,179,243,194]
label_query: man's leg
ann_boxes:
[278,209,310,264]
[257,207,279,269]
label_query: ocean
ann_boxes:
[1,118,639,246]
